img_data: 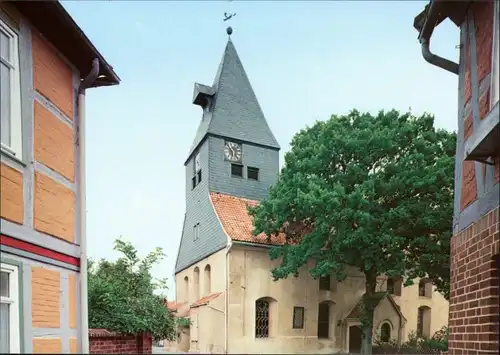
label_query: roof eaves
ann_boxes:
[13,1,120,88]
[190,292,223,308]
[386,294,407,322]
[414,0,469,38]
[55,2,120,87]
[174,213,187,271]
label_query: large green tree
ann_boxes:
[88,238,176,342]
[250,109,455,354]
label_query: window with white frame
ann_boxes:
[491,0,500,106]
[0,263,21,353]
[0,18,22,159]
[193,223,200,241]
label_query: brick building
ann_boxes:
[0,2,119,353]
[414,1,499,354]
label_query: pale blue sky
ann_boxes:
[62,1,459,299]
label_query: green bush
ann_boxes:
[176,317,191,328]
[373,326,449,354]
[88,238,176,341]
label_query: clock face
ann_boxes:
[224,141,242,162]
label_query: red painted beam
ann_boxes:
[0,234,80,267]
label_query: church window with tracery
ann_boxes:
[255,298,270,338]
[292,306,304,329]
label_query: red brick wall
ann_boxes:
[449,208,499,355]
[450,2,499,353]
[34,100,75,182]
[474,1,493,86]
[32,30,74,118]
[463,1,494,109]
[0,163,24,224]
[460,0,497,212]
[89,330,152,354]
[460,161,477,211]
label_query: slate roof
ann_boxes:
[345,292,406,322]
[210,192,284,246]
[186,38,280,162]
[190,292,223,308]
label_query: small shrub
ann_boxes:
[88,238,176,342]
[372,326,448,354]
[176,317,191,328]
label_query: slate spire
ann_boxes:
[187,35,280,163]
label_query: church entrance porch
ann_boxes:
[348,325,363,353]
[341,292,406,352]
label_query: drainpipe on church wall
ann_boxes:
[224,241,233,354]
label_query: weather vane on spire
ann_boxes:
[223,12,236,22]
[224,0,236,36]
[223,0,236,21]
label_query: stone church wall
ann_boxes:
[226,245,450,354]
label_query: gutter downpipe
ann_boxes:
[419,1,459,75]
[224,241,233,354]
[78,58,100,354]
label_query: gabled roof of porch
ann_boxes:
[190,292,223,309]
[344,292,407,322]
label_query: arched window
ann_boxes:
[183,276,189,302]
[317,301,334,339]
[193,267,200,301]
[255,297,277,338]
[204,265,211,295]
[255,298,270,338]
[380,322,391,342]
[417,306,431,337]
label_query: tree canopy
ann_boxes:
[88,238,176,342]
[250,109,455,353]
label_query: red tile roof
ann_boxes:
[176,307,190,318]
[210,192,285,246]
[190,292,223,308]
[166,301,178,312]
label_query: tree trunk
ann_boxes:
[361,272,377,354]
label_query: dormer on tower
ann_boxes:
[182,27,281,201]
[192,82,215,113]
[175,26,280,275]
[185,37,280,165]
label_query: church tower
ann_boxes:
[175,28,280,273]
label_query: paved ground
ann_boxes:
[152,346,187,354]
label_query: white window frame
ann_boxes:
[1,262,21,353]
[491,0,500,107]
[0,18,22,159]
[193,223,200,241]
